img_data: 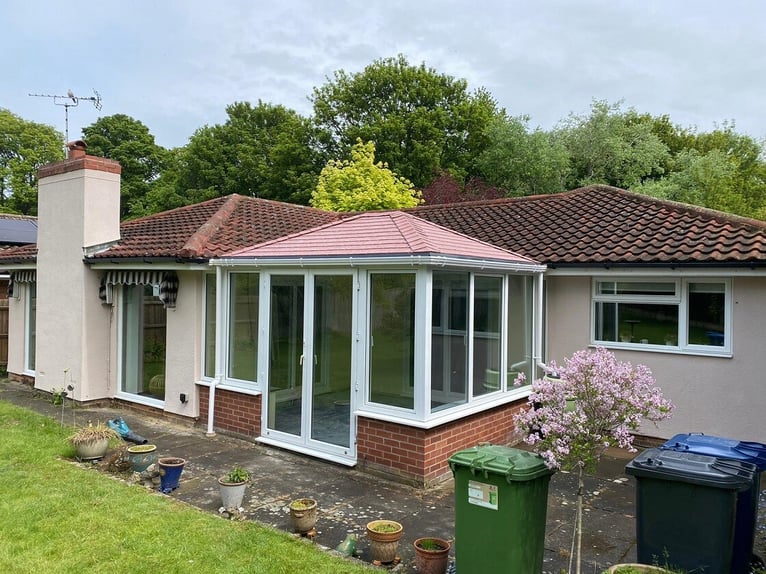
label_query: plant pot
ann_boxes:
[218,478,247,509]
[366,520,403,564]
[158,457,186,494]
[126,444,157,472]
[413,537,451,574]
[605,564,671,574]
[289,498,318,533]
[75,438,110,461]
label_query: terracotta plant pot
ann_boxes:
[366,520,403,564]
[413,537,451,574]
[289,498,318,533]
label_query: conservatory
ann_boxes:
[207,210,544,482]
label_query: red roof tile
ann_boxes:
[227,211,537,264]
[408,185,766,266]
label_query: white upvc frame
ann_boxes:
[591,276,732,356]
[24,282,36,375]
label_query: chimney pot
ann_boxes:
[66,140,88,159]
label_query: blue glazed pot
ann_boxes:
[158,457,186,493]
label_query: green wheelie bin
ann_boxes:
[449,444,555,573]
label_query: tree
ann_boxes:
[558,100,670,189]
[420,171,505,205]
[0,109,64,215]
[514,348,673,574]
[310,140,421,211]
[82,114,168,219]
[311,55,500,188]
[176,101,324,206]
[476,114,569,196]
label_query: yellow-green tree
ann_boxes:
[310,140,422,211]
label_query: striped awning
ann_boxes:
[8,270,36,298]
[99,270,179,309]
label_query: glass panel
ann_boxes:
[596,301,678,345]
[268,276,304,435]
[121,284,166,400]
[688,282,725,346]
[507,275,533,388]
[598,281,676,296]
[311,275,352,448]
[228,273,259,381]
[431,272,468,411]
[369,273,415,410]
[26,283,36,371]
[473,276,502,398]
[203,275,216,378]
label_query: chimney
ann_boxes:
[66,140,88,159]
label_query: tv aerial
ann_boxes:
[28,89,102,143]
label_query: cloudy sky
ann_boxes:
[3,0,764,149]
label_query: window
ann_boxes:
[203,275,216,378]
[26,283,36,372]
[507,275,534,388]
[431,273,469,410]
[121,284,166,401]
[369,273,415,410]
[593,278,730,352]
[228,273,259,381]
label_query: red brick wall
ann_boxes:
[357,400,526,486]
[198,386,261,437]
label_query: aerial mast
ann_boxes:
[28,89,102,144]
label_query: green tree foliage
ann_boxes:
[82,114,168,219]
[310,140,421,211]
[558,100,671,189]
[311,55,500,188]
[176,101,324,206]
[0,109,64,215]
[476,114,569,195]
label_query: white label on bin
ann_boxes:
[468,480,498,510]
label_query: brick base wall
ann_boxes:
[357,400,527,486]
[198,386,261,437]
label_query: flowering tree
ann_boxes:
[514,347,673,574]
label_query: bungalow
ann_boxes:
[2,144,765,486]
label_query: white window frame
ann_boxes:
[591,277,732,356]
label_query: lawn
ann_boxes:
[0,401,371,574]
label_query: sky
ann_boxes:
[3,0,765,150]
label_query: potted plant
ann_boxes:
[218,466,250,510]
[67,421,118,461]
[288,497,318,534]
[366,519,403,565]
[413,536,451,574]
[126,443,157,473]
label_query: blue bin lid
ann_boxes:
[625,448,755,489]
[448,444,554,482]
[661,433,766,471]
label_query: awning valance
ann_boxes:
[99,270,179,309]
[8,270,36,298]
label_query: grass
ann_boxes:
[0,400,371,574]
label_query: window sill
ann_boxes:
[593,342,732,359]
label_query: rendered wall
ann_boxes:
[545,274,766,443]
[35,160,120,400]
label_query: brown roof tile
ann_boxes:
[90,194,339,260]
[408,185,766,266]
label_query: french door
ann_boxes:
[264,272,355,462]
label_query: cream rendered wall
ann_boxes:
[545,274,766,443]
[35,167,120,400]
[161,270,204,418]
